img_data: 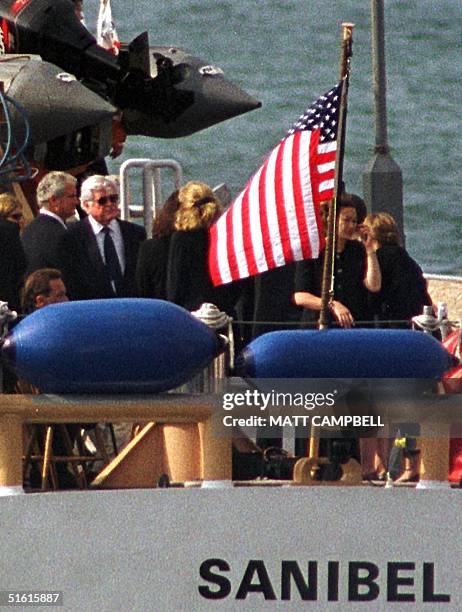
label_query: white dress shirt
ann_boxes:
[40,209,68,229]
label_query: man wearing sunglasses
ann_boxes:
[58,175,146,300]
[21,171,78,276]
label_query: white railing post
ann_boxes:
[119,159,183,237]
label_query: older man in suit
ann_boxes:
[59,175,146,300]
[21,171,78,275]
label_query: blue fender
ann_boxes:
[2,299,219,393]
[235,329,453,379]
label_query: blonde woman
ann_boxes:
[0,193,25,231]
[0,194,26,312]
[361,212,432,483]
[362,212,431,325]
[166,180,239,313]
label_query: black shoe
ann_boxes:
[362,471,387,482]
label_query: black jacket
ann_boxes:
[167,228,241,314]
[295,240,371,324]
[372,245,431,322]
[59,217,146,301]
[136,235,172,300]
[21,213,67,275]
[0,218,26,311]
[252,263,301,337]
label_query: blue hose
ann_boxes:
[0,89,32,184]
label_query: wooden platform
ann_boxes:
[0,393,231,488]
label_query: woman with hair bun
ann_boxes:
[294,193,381,328]
[167,181,239,313]
[293,193,382,477]
[174,181,221,233]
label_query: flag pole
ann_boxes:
[307,23,355,471]
[318,23,354,330]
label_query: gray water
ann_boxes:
[85,0,461,275]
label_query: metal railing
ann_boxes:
[424,274,462,283]
[119,158,183,237]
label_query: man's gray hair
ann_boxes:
[80,174,114,205]
[36,172,77,209]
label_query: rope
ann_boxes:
[233,318,462,330]
[0,301,17,343]
[191,302,231,330]
[232,319,418,328]
[191,303,235,369]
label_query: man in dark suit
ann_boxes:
[21,171,78,275]
[18,268,78,489]
[59,175,146,300]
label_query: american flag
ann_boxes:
[96,0,120,56]
[208,81,343,286]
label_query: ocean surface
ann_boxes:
[85,0,460,275]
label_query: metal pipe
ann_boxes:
[371,0,388,151]
[142,166,154,236]
[363,1,404,243]
[119,159,183,236]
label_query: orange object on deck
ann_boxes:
[443,330,462,482]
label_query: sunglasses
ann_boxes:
[9,213,23,221]
[95,194,119,206]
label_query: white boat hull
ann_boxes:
[0,487,459,610]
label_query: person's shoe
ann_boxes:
[362,471,386,482]
[394,469,420,484]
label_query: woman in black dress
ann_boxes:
[293,194,383,477]
[293,193,381,327]
[136,190,180,299]
[363,212,432,482]
[167,181,240,314]
[0,194,26,313]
